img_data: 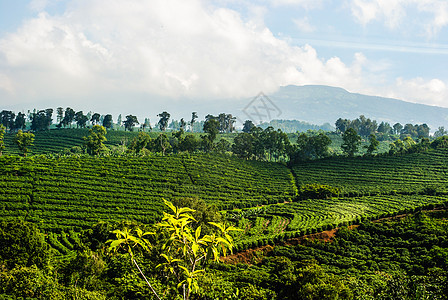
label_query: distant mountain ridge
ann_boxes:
[268,85,448,130]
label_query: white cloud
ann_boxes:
[0,0,446,114]
[270,0,323,9]
[0,0,369,105]
[388,77,448,107]
[293,17,316,33]
[349,0,448,36]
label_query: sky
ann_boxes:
[0,0,447,121]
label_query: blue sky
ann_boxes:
[0,0,447,119]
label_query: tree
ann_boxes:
[416,124,430,138]
[13,112,26,131]
[102,114,113,129]
[0,220,50,270]
[0,125,5,156]
[123,115,139,131]
[357,115,377,137]
[179,134,200,153]
[74,111,88,128]
[293,132,332,161]
[365,134,379,155]
[377,121,392,135]
[117,114,122,127]
[84,125,107,155]
[0,110,15,132]
[190,112,198,132]
[157,111,171,131]
[56,107,64,124]
[142,118,152,132]
[180,118,187,132]
[90,113,101,125]
[62,107,75,128]
[203,118,219,143]
[434,126,448,138]
[14,130,35,156]
[128,132,151,153]
[232,132,254,159]
[341,128,361,157]
[30,110,52,131]
[401,123,418,138]
[335,118,350,134]
[215,138,231,153]
[154,133,172,155]
[107,199,239,300]
[393,123,403,135]
[242,120,255,133]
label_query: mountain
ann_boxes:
[267,85,448,130]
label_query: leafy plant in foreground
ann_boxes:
[107,199,240,300]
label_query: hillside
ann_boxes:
[1,149,448,239]
[0,154,295,231]
[271,85,448,129]
[1,149,448,299]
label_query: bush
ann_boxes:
[298,184,340,200]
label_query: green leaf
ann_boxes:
[195,226,201,241]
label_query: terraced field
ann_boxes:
[0,154,296,232]
[230,194,448,249]
[2,145,448,252]
[292,150,448,196]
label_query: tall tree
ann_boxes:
[90,113,101,125]
[365,134,379,155]
[74,111,88,128]
[157,111,170,131]
[102,114,113,129]
[0,110,15,132]
[123,115,139,131]
[62,107,75,128]
[154,133,171,155]
[117,114,122,127]
[15,130,35,156]
[341,128,361,157]
[13,112,26,131]
[30,109,52,131]
[232,132,254,159]
[377,121,392,134]
[242,120,255,133]
[335,118,350,134]
[393,123,403,135]
[45,108,53,129]
[190,112,198,132]
[180,118,187,133]
[84,125,107,155]
[203,118,219,142]
[434,126,447,138]
[56,107,64,124]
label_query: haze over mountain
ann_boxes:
[261,85,448,131]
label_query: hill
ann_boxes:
[0,154,295,231]
[271,85,448,130]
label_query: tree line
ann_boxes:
[335,115,431,139]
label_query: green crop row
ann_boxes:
[292,150,448,196]
[0,153,296,231]
[231,194,448,250]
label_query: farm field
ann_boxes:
[292,150,448,196]
[1,149,448,251]
[0,153,296,232]
[1,141,448,299]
